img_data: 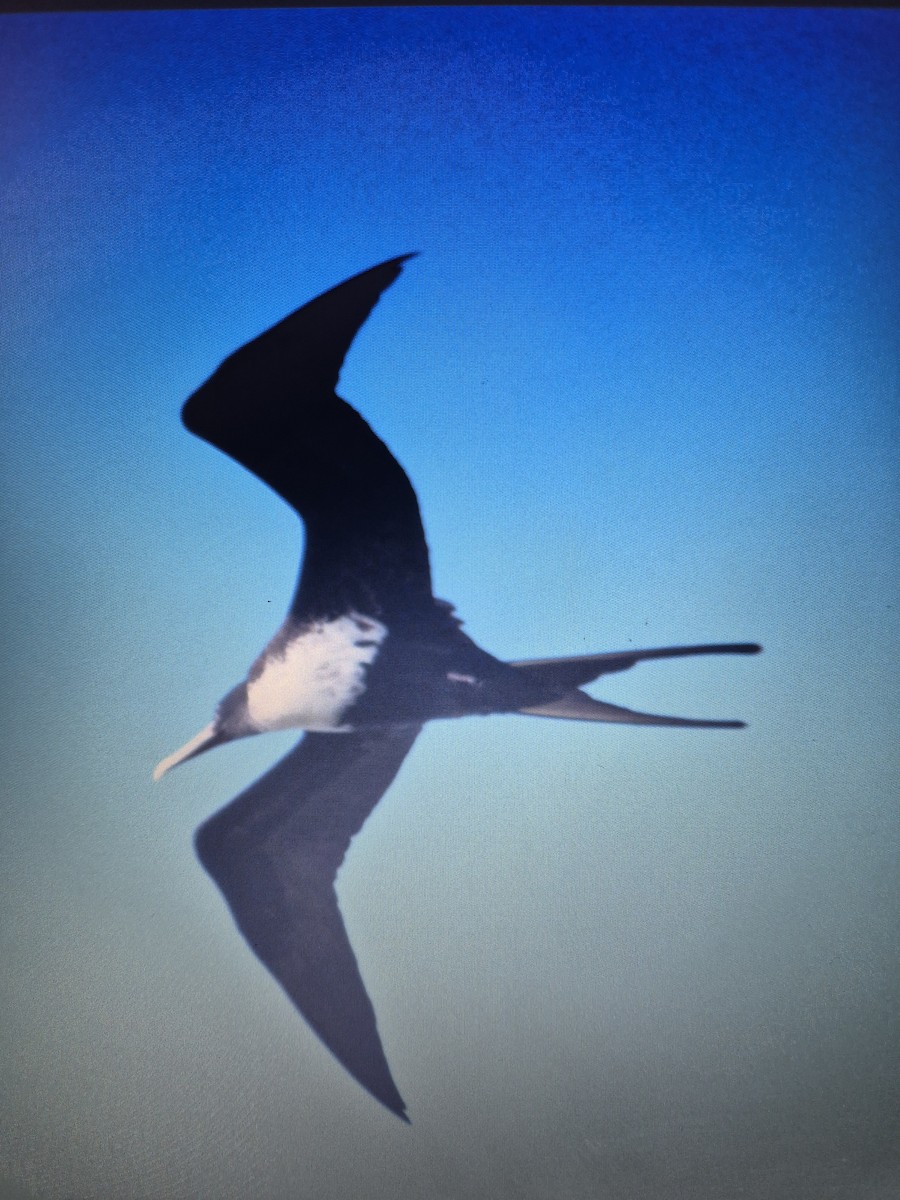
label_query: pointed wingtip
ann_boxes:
[358,252,418,278]
[182,253,422,441]
[372,251,418,282]
[385,1098,411,1124]
[366,1074,410,1123]
[361,253,419,289]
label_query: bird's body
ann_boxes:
[246,612,389,733]
[155,255,760,1121]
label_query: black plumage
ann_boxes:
[156,255,760,1119]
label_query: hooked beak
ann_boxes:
[153,723,226,781]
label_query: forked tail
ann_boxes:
[510,642,760,728]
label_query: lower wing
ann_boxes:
[194,723,422,1121]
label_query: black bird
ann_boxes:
[155,255,760,1121]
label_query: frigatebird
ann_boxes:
[154,255,760,1121]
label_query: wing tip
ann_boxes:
[372,251,419,287]
[180,252,422,435]
[362,1075,410,1123]
[367,250,419,276]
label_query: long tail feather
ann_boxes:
[510,642,761,690]
[520,690,745,727]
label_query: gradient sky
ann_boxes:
[1,8,898,1199]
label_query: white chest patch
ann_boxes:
[245,612,388,733]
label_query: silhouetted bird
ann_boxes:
[155,256,760,1121]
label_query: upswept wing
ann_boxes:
[194,724,422,1121]
[180,255,432,620]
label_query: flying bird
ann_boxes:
[155,255,760,1121]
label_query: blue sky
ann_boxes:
[2,8,898,1199]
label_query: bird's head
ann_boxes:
[153,683,254,781]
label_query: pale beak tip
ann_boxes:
[152,722,218,783]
